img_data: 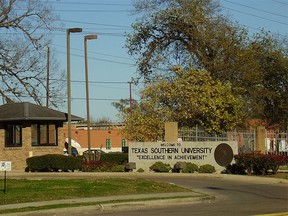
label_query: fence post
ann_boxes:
[256,126,266,153]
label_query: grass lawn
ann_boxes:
[0,178,190,205]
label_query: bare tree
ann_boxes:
[0,0,64,108]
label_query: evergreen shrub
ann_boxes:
[182,163,199,173]
[149,161,172,173]
[198,164,216,173]
[26,154,82,172]
[100,153,128,165]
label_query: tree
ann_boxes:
[113,99,165,142]
[0,0,65,108]
[114,67,244,141]
[247,33,288,128]
[127,0,288,129]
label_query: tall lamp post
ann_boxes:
[67,28,82,155]
[84,34,97,156]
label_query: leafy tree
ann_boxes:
[113,98,164,141]
[0,0,65,108]
[114,67,244,141]
[247,33,288,128]
[127,0,288,129]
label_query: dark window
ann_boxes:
[106,139,111,150]
[31,124,58,146]
[5,124,22,147]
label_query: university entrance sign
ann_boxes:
[129,141,237,172]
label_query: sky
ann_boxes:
[47,0,288,122]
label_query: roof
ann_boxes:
[0,102,83,122]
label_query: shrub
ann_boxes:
[137,168,145,172]
[149,162,172,173]
[111,165,125,172]
[26,154,83,172]
[233,153,288,175]
[198,164,216,173]
[224,164,246,175]
[100,153,128,165]
[182,163,198,173]
[81,160,118,172]
[234,153,254,175]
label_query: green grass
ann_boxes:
[0,178,190,205]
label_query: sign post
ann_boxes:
[0,161,11,194]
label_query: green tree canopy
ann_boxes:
[126,0,288,129]
[114,67,244,141]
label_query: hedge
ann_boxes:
[26,154,83,172]
[100,153,128,165]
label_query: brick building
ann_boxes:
[63,123,127,154]
[0,102,82,170]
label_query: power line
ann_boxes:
[56,50,135,66]
[42,1,131,7]
[58,19,132,29]
[272,0,288,6]
[52,43,132,60]
[223,0,288,18]
[53,9,129,13]
[221,6,288,26]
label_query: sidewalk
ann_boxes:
[0,191,210,213]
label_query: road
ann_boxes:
[92,175,288,216]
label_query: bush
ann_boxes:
[224,164,246,175]
[111,165,125,172]
[137,168,145,172]
[149,162,172,173]
[100,153,128,165]
[233,153,288,175]
[182,163,199,173]
[81,160,118,172]
[198,164,216,173]
[26,154,83,172]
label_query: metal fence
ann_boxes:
[179,127,288,155]
[178,126,256,154]
[265,130,288,155]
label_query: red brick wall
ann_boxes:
[62,124,126,152]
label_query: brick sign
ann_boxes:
[129,141,238,172]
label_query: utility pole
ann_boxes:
[46,47,50,108]
[129,78,133,113]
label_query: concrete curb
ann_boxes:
[0,192,214,216]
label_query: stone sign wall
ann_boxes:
[129,141,238,172]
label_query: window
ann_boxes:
[5,124,22,147]
[122,139,127,147]
[31,123,58,146]
[106,139,111,150]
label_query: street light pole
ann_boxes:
[67,28,82,156]
[84,34,97,157]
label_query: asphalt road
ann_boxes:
[91,175,288,216]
